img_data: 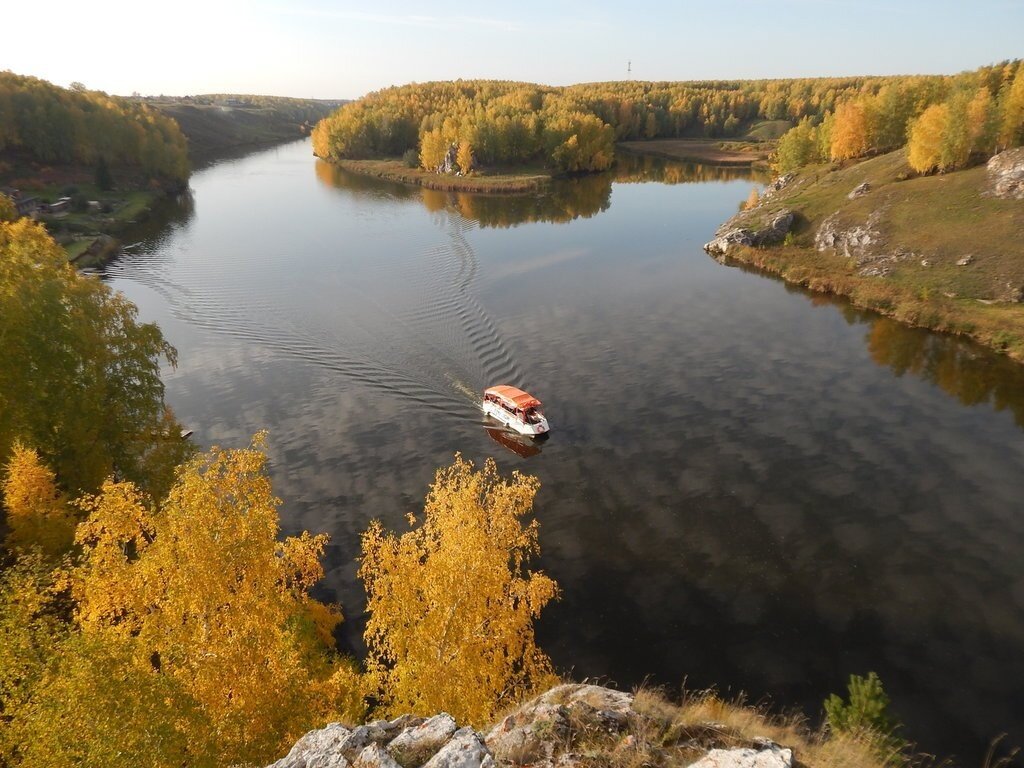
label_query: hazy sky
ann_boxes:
[5,0,1023,99]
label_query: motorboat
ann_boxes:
[482,385,549,436]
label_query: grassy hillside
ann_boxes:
[712,150,1024,361]
[147,96,345,160]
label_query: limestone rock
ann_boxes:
[389,714,458,766]
[815,210,883,260]
[268,723,353,768]
[987,147,1024,199]
[486,684,634,765]
[356,744,403,768]
[686,742,793,768]
[956,254,974,266]
[703,228,756,258]
[703,209,794,259]
[422,728,494,768]
[848,181,871,199]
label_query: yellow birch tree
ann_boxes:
[360,455,559,726]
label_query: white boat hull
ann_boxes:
[482,400,549,436]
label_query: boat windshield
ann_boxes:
[524,408,544,424]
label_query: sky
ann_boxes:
[4,0,1023,99]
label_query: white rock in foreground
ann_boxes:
[687,744,793,768]
[421,728,494,768]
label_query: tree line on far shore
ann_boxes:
[311,61,1022,177]
[0,72,190,183]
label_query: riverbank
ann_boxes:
[332,158,553,194]
[705,148,1024,363]
[619,138,772,166]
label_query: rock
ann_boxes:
[758,210,794,245]
[920,259,931,267]
[703,228,756,258]
[267,723,354,768]
[765,173,795,194]
[486,684,634,765]
[956,255,974,266]
[987,147,1024,199]
[847,181,871,199]
[999,283,1024,303]
[703,209,794,259]
[687,742,793,768]
[422,728,494,768]
[389,714,458,766]
[815,210,883,260]
[485,702,569,764]
[356,744,403,768]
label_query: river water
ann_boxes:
[104,139,1024,763]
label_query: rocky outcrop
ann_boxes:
[847,181,871,199]
[266,684,798,768]
[987,147,1024,199]
[688,741,793,768]
[486,684,634,765]
[703,210,795,260]
[813,209,918,276]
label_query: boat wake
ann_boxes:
[103,208,524,420]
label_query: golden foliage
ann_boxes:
[2,443,76,559]
[457,141,475,174]
[830,100,871,161]
[66,435,366,766]
[998,65,1024,149]
[0,553,67,764]
[8,633,212,768]
[907,104,949,172]
[360,454,559,726]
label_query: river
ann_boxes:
[104,138,1024,763]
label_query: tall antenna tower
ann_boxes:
[627,60,632,77]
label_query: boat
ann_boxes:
[482,385,549,436]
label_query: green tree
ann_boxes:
[360,455,559,726]
[824,671,906,761]
[94,156,113,191]
[0,219,192,499]
[0,194,17,222]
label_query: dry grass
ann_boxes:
[719,150,1024,362]
[629,686,899,768]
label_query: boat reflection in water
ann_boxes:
[484,426,548,458]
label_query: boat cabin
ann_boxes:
[482,385,549,436]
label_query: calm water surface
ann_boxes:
[105,139,1024,763]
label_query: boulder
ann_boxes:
[848,181,871,199]
[956,255,974,266]
[686,742,793,768]
[421,728,494,768]
[703,209,795,259]
[758,210,794,245]
[987,147,1024,199]
[356,744,403,768]
[704,228,756,258]
[267,723,354,768]
[389,714,459,766]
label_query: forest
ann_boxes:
[0,72,189,183]
[312,61,1023,177]
[0,215,555,767]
